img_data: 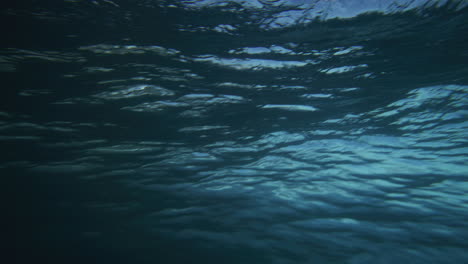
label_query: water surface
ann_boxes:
[2,1,468,263]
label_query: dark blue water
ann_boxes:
[2,0,468,263]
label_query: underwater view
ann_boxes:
[2,0,468,263]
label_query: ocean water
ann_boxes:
[2,0,468,263]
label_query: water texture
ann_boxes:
[2,1,468,263]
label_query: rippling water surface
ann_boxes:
[2,0,468,263]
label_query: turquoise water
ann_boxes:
[2,1,468,263]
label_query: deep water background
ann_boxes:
[2,1,468,263]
